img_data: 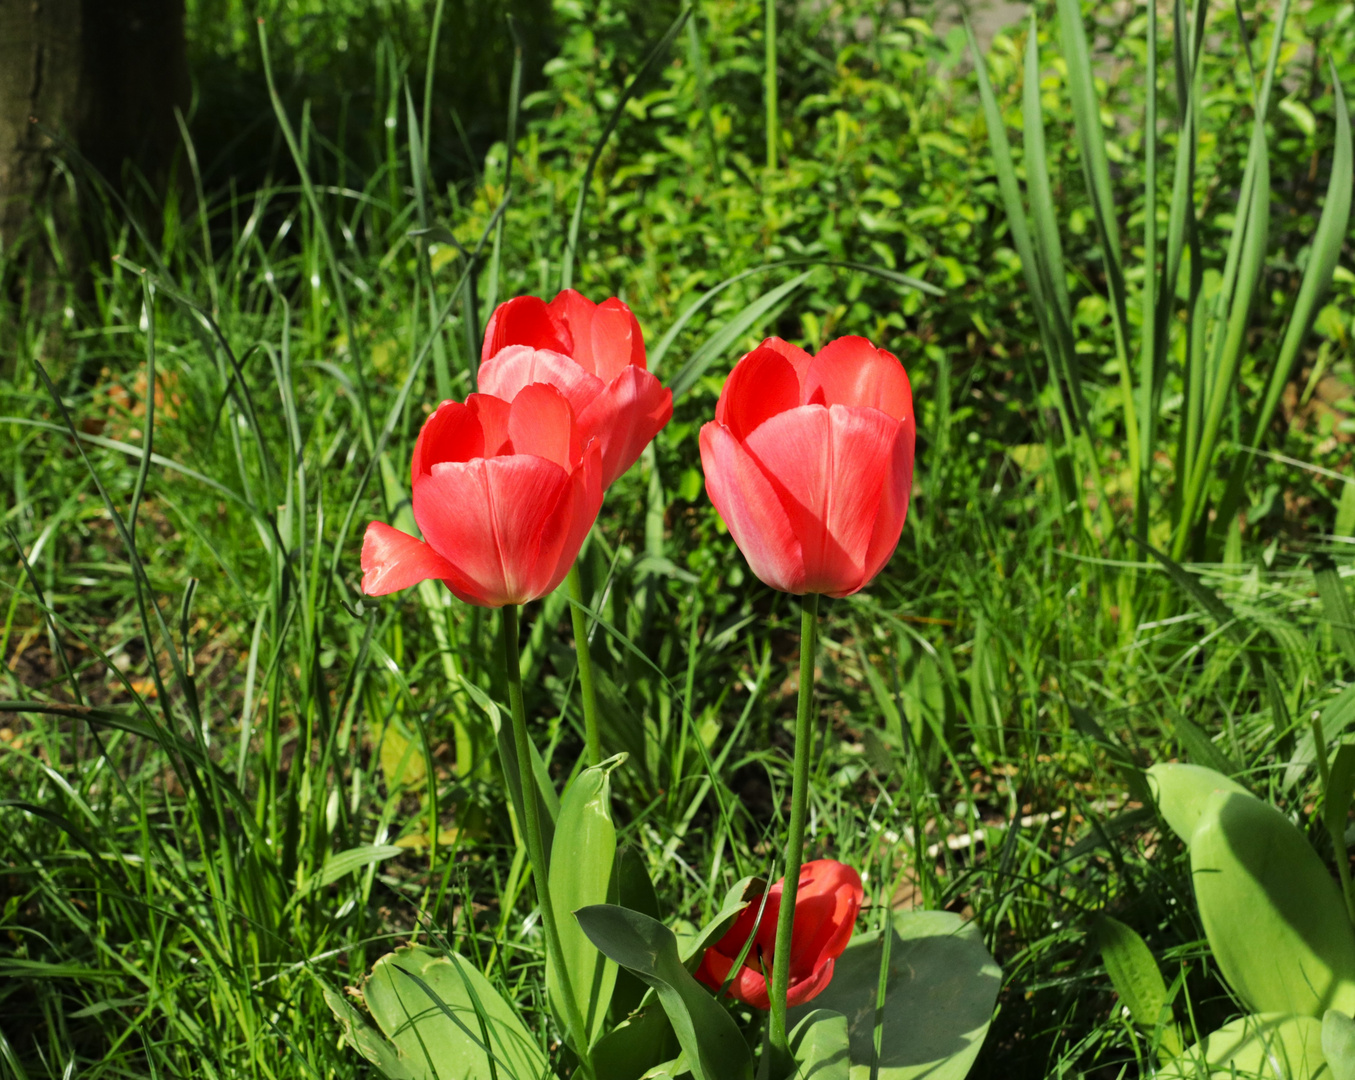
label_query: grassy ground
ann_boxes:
[4,0,1355,1077]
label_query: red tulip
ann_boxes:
[480,289,672,489]
[696,859,863,1011]
[699,336,915,598]
[360,384,603,608]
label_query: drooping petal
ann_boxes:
[577,366,673,487]
[360,521,471,597]
[855,417,915,596]
[477,344,604,419]
[481,295,571,363]
[713,346,801,441]
[785,959,836,1008]
[786,861,864,979]
[700,422,806,594]
[413,455,572,607]
[744,404,900,596]
[803,336,913,422]
[508,383,578,470]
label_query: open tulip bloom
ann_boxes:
[360,384,603,608]
[697,860,864,1010]
[481,289,672,489]
[700,335,915,598]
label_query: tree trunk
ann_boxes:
[0,0,188,251]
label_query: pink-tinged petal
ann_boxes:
[700,422,806,594]
[744,404,900,596]
[477,344,604,418]
[785,959,835,1008]
[508,383,578,470]
[714,347,801,440]
[803,336,914,422]
[361,521,470,597]
[481,295,571,363]
[588,298,646,383]
[577,367,673,488]
[853,415,915,596]
[413,456,572,607]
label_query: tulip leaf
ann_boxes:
[786,909,1001,1079]
[1146,762,1249,846]
[1191,789,1355,1018]
[574,904,754,1080]
[613,844,665,1019]
[789,1009,852,1080]
[1325,745,1355,846]
[550,756,623,1049]
[361,945,548,1080]
[592,1004,682,1080]
[320,977,415,1080]
[679,875,766,969]
[1157,1014,1328,1080]
[1094,916,1183,1057]
[1324,1010,1355,1080]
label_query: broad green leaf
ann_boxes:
[1146,763,1248,845]
[789,1010,851,1080]
[679,875,766,968]
[1191,790,1355,1018]
[363,945,547,1080]
[613,844,665,1019]
[574,904,753,1080]
[1158,1014,1328,1080]
[786,909,1001,1079]
[320,977,414,1080]
[1323,1010,1355,1080]
[592,1004,680,1080]
[550,757,622,1048]
[1095,916,1182,1056]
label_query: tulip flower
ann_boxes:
[699,335,915,598]
[360,384,603,608]
[480,289,672,489]
[696,859,863,1011]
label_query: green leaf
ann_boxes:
[301,844,404,895]
[574,904,754,1080]
[666,272,813,401]
[1159,1014,1328,1080]
[1316,557,1355,674]
[1326,746,1355,849]
[1191,790,1355,1018]
[550,757,622,1049]
[1324,1010,1355,1080]
[592,1004,680,1080]
[1286,686,1355,789]
[613,845,665,1019]
[362,945,548,1080]
[788,1010,851,1080]
[1094,916,1182,1057]
[320,977,415,1080]
[679,875,766,968]
[1146,763,1249,845]
[786,909,1001,1079]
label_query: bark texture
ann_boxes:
[0,0,188,249]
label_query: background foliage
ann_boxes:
[4,0,1355,1077]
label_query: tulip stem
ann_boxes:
[767,592,820,1075]
[566,564,602,767]
[502,605,595,1076]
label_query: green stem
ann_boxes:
[566,564,602,767]
[765,0,778,170]
[767,593,819,1072]
[502,605,595,1075]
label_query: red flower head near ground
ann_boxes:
[696,859,863,1011]
[360,385,603,608]
[479,289,673,489]
[699,336,915,598]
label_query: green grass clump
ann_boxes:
[4,0,1355,1077]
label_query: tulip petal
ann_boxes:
[508,383,578,470]
[542,437,604,594]
[360,521,473,597]
[413,455,572,607]
[577,366,673,487]
[785,958,836,1008]
[589,298,646,384]
[757,336,814,385]
[803,336,913,422]
[857,417,915,594]
[411,400,481,483]
[744,404,900,596]
[714,347,801,441]
[700,422,805,594]
[477,344,604,419]
[481,295,571,363]
[786,861,864,980]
